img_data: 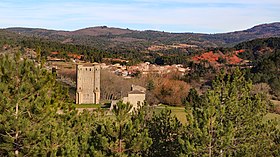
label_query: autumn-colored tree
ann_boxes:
[153,78,190,106]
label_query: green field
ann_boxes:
[75,104,101,108]
[155,105,186,123]
[156,105,280,128]
[75,102,280,128]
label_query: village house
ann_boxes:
[110,85,146,111]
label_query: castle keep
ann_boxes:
[76,64,100,104]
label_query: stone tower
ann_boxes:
[76,64,100,104]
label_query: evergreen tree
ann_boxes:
[146,108,183,157]
[185,88,201,109]
[0,54,73,156]
[92,101,152,156]
[36,46,41,63]
[183,68,280,156]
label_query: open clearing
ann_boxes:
[75,101,280,128]
[155,106,186,123]
[155,105,280,128]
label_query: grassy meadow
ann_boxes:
[75,101,280,128]
[156,101,280,128]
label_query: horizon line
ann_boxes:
[1,21,279,34]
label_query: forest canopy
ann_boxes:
[0,54,279,156]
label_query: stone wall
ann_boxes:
[123,92,145,109]
[76,64,100,104]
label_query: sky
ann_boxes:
[0,0,279,33]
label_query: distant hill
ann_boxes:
[4,22,280,50]
[204,23,280,46]
[234,37,280,61]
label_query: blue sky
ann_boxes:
[0,0,279,33]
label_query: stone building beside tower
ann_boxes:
[76,64,100,104]
[110,85,146,111]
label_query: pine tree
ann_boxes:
[91,101,152,156]
[36,46,41,63]
[146,108,183,157]
[185,88,201,109]
[0,54,73,156]
[183,68,280,156]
